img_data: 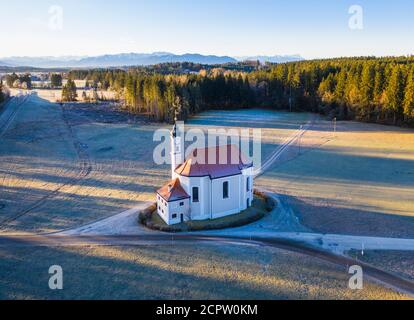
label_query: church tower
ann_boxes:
[170,119,183,179]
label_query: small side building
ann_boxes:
[156,178,190,225]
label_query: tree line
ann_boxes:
[4,73,32,90]
[255,56,414,126]
[68,57,414,126]
[68,68,255,122]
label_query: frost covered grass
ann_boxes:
[0,244,409,300]
[188,109,414,237]
[348,250,414,282]
[256,120,414,238]
[1,96,413,238]
[0,94,168,233]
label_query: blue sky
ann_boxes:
[0,0,413,59]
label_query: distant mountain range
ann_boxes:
[0,60,12,67]
[235,55,303,64]
[0,52,304,68]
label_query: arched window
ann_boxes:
[223,181,229,199]
[192,187,199,203]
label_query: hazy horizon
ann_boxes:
[3,51,411,60]
[0,51,302,59]
[1,0,414,59]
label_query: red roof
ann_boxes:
[175,144,253,179]
[157,178,190,202]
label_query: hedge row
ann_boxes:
[138,190,277,233]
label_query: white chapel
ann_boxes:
[156,123,254,225]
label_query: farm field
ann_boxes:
[2,0,414,303]
[0,93,413,299]
[188,109,414,238]
[10,88,117,103]
[0,94,168,233]
[257,120,414,238]
[1,94,414,238]
[0,96,311,234]
[0,243,409,300]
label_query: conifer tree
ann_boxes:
[385,66,405,124]
[403,69,414,122]
[61,79,78,102]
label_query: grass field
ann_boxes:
[186,108,314,164]
[0,94,169,233]
[0,243,409,300]
[10,88,117,103]
[187,109,414,238]
[1,97,413,238]
[1,95,413,299]
[0,100,312,234]
[256,120,414,238]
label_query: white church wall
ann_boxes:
[182,176,211,221]
[201,176,211,219]
[177,175,211,221]
[241,167,254,210]
[211,174,242,219]
[176,171,254,222]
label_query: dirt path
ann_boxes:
[58,202,152,236]
[254,118,314,177]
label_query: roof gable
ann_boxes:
[157,178,190,202]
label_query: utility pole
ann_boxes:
[333,117,337,138]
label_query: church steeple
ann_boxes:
[171,122,177,138]
[170,109,182,178]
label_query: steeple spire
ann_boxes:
[170,107,182,178]
[171,106,179,138]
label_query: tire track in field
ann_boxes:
[0,100,93,229]
[0,94,30,139]
[253,119,313,178]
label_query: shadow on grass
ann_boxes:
[288,196,414,239]
[4,239,401,300]
[0,244,331,300]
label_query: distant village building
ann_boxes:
[156,123,254,225]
